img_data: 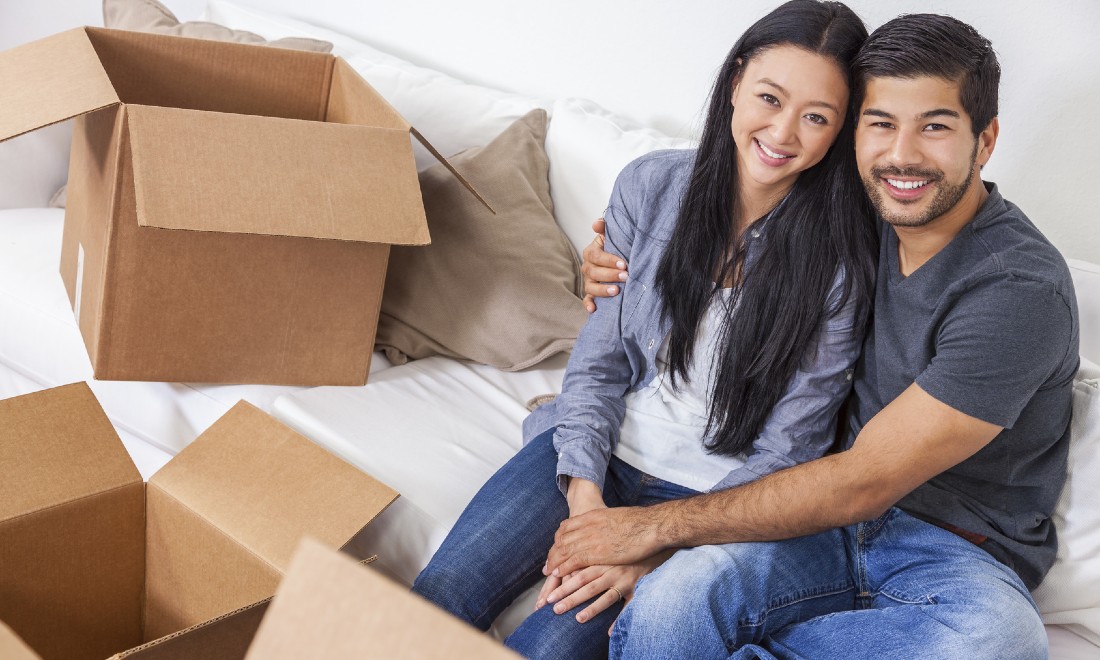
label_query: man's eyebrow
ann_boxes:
[862,108,895,119]
[759,78,841,114]
[918,108,960,120]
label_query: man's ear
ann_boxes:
[975,117,999,167]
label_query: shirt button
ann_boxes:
[846,369,854,381]
[751,229,761,238]
[647,339,654,350]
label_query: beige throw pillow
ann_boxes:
[102,0,333,52]
[376,110,588,371]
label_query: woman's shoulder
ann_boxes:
[618,149,696,191]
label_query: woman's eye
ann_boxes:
[760,94,779,106]
[806,113,828,125]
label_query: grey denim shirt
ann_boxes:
[523,149,865,494]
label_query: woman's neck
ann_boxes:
[736,180,792,232]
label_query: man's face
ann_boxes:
[855,75,995,228]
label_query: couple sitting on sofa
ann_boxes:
[412,1,1079,658]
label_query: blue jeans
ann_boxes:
[412,428,697,660]
[610,508,1047,659]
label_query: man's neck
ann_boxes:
[895,177,989,276]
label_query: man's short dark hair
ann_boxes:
[853,14,1000,136]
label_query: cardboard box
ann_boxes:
[245,538,519,659]
[0,27,485,385]
[0,383,398,660]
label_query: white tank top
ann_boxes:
[613,290,746,491]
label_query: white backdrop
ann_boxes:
[2,0,1098,262]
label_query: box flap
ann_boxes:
[112,599,271,659]
[125,104,431,245]
[147,402,397,573]
[411,127,495,213]
[0,383,140,522]
[244,538,520,659]
[0,28,119,143]
[0,621,40,660]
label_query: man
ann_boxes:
[552,14,1079,658]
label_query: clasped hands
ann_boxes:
[535,477,668,633]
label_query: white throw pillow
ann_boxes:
[0,121,70,210]
[203,0,550,170]
[1033,356,1100,646]
[544,97,696,259]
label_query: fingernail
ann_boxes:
[607,286,618,295]
[552,568,560,577]
[577,614,587,623]
[553,604,563,614]
[618,272,628,281]
[616,261,625,269]
[547,595,556,604]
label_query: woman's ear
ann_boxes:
[730,57,744,107]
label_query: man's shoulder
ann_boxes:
[965,186,1074,296]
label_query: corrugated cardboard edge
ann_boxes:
[109,556,375,659]
[411,127,495,214]
[0,620,41,660]
[245,539,518,659]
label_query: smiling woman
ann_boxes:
[410,1,880,658]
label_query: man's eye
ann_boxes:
[871,121,894,129]
[760,94,780,106]
[806,113,828,125]
[924,123,948,131]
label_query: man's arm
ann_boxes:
[545,382,1002,575]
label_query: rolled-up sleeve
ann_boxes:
[550,163,643,495]
[711,271,865,491]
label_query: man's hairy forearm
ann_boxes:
[651,451,889,548]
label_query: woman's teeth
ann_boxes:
[757,139,793,159]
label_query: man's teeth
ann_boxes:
[757,140,793,159]
[886,178,929,190]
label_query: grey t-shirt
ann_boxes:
[844,183,1079,590]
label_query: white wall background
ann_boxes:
[2,0,1098,262]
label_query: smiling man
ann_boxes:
[549,14,1080,659]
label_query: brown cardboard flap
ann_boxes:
[126,105,431,245]
[0,621,41,660]
[245,538,519,659]
[411,127,495,214]
[147,402,398,573]
[0,383,141,522]
[0,28,119,143]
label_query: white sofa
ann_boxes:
[2,2,1098,657]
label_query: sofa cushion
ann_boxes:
[545,97,695,258]
[1033,357,1100,646]
[376,109,587,371]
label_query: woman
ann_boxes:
[412,2,878,658]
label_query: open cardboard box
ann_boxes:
[0,383,398,660]
[245,538,519,659]
[0,27,486,386]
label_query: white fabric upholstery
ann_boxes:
[1069,259,1100,364]
[0,122,70,210]
[1033,357,1100,646]
[544,97,695,258]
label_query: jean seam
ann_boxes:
[738,583,856,628]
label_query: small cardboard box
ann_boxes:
[0,27,483,385]
[245,538,519,659]
[0,383,398,660]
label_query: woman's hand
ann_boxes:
[546,552,674,631]
[581,218,629,313]
[536,477,607,610]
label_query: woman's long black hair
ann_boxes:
[655,0,879,457]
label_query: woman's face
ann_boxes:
[730,45,850,199]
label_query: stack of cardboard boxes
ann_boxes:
[0,27,510,659]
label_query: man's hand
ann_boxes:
[544,551,674,632]
[581,218,629,313]
[544,506,664,578]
